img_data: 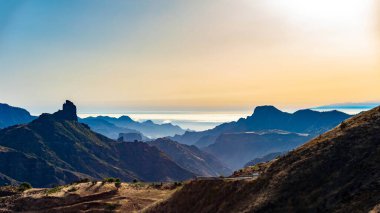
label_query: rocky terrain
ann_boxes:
[0,101,194,187]
[146,106,380,213]
[0,181,180,212]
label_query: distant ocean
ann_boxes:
[79,111,251,131]
[79,104,378,131]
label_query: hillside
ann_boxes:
[172,106,350,146]
[0,101,194,187]
[149,138,231,177]
[0,103,36,129]
[244,151,286,167]
[146,105,380,213]
[0,181,179,212]
[81,116,186,139]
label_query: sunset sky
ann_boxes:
[0,0,379,114]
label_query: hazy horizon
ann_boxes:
[1,0,379,112]
[6,101,375,131]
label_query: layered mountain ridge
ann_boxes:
[146,105,380,213]
[0,101,194,187]
[173,106,350,147]
[80,115,186,139]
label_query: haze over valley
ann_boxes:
[1,0,379,212]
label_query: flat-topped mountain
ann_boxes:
[149,138,231,177]
[0,103,36,129]
[146,105,380,213]
[172,106,350,146]
[0,101,194,187]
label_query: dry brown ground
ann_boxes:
[0,182,178,213]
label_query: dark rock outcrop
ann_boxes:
[52,100,77,121]
[0,101,194,187]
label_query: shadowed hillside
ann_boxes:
[205,131,310,169]
[146,106,380,213]
[0,101,194,187]
[149,138,231,177]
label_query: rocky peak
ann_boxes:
[52,100,78,121]
[252,105,283,116]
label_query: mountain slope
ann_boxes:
[149,138,231,177]
[0,101,194,187]
[81,116,186,139]
[204,131,310,169]
[0,103,36,129]
[172,106,350,146]
[244,151,286,167]
[146,105,380,213]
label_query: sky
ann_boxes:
[0,0,379,115]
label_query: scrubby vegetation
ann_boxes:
[102,177,120,184]
[17,182,32,192]
[145,106,380,213]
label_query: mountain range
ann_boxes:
[171,106,350,170]
[80,116,186,139]
[172,106,350,146]
[0,103,36,129]
[146,105,380,213]
[205,131,310,169]
[0,101,194,187]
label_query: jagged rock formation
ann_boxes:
[52,100,77,121]
[0,101,194,187]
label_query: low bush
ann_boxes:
[18,182,32,191]
[102,177,120,184]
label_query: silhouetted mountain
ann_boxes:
[244,151,286,167]
[81,116,186,139]
[149,138,231,177]
[172,106,350,146]
[0,103,36,129]
[146,106,380,213]
[118,132,149,142]
[0,101,194,187]
[205,131,310,169]
[78,117,139,139]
